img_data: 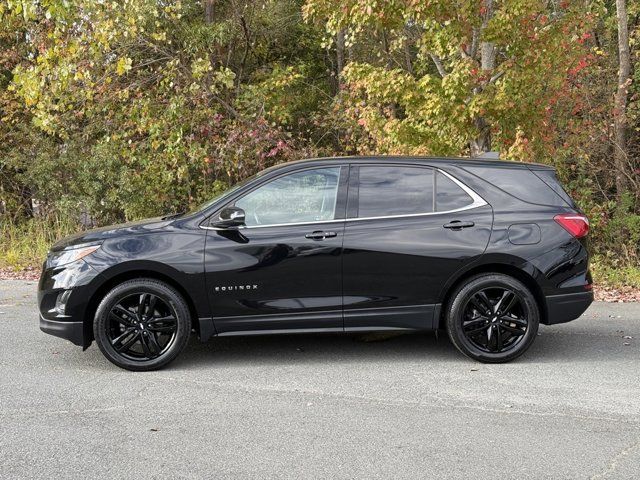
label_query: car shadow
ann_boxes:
[169,327,637,369]
[172,331,464,369]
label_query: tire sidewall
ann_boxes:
[94,279,191,371]
[447,274,540,363]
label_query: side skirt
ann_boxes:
[197,303,440,342]
[217,327,343,337]
[344,304,437,331]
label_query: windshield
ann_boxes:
[188,173,260,215]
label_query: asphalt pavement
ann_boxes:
[1,280,639,479]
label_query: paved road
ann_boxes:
[1,280,639,479]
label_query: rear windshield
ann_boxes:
[460,165,573,207]
[530,169,576,208]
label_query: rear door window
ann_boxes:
[356,166,434,218]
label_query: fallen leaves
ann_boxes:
[0,267,39,281]
[594,285,640,303]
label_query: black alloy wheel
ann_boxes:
[107,293,178,360]
[461,287,528,354]
[446,273,540,363]
[94,279,191,371]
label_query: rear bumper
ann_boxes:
[544,291,593,325]
[39,315,85,347]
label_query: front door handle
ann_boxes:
[443,220,475,230]
[305,231,337,240]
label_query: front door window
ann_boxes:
[235,167,341,227]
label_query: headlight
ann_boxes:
[47,242,102,268]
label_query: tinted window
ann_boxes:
[436,171,473,211]
[531,169,575,207]
[461,165,568,206]
[236,167,340,226]
[357,166,433,217]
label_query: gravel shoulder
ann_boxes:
[1,280,639,479]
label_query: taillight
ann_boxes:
[554,213,589,238]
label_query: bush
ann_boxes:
[0,214,79,270]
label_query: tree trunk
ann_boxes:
[470,117,491,157]
[613,0,631,197]
[381,29,393,70]
[204,0,215,24]
[19,184,33,219]
[403,26,414,76]
[470,0,495,157]
[336,29,345,90]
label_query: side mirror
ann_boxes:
[212,206,246,228]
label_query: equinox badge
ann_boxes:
[214,285,258,292]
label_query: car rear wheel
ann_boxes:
[446,273,539,363]
[94,279,191,371]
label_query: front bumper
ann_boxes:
[40,315,85,347]
[38,258,104,348]
[544,290,594,325]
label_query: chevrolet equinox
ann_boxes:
[39,156,593,370]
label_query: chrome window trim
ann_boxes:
[199,167,487,231]
[200,218,345,231]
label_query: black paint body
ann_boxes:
[38,156,593,348]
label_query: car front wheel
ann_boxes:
[446,273,540,363]
[93,279,191,371]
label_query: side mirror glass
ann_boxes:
[212,206,246,228]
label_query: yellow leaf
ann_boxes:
[116,57,133,76]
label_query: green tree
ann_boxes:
[304,0,599,160]
[1,0,329,222]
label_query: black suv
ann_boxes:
[39,156,593,370]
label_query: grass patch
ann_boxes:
[590,256,640,289]
[0,216,80,271]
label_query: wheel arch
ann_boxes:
[437,260,548,329]
[84,264,201,343]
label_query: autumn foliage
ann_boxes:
[0,0,639,284]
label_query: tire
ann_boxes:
[445,273,540,363]
[93,279,191,371]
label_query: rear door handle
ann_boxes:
[305,231,337,240]
[443,221,475,230]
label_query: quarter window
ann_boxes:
[235,167,341,226]
[461,165,567,207]
[356,166,434,217]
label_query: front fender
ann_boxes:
[83,231,209,319]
